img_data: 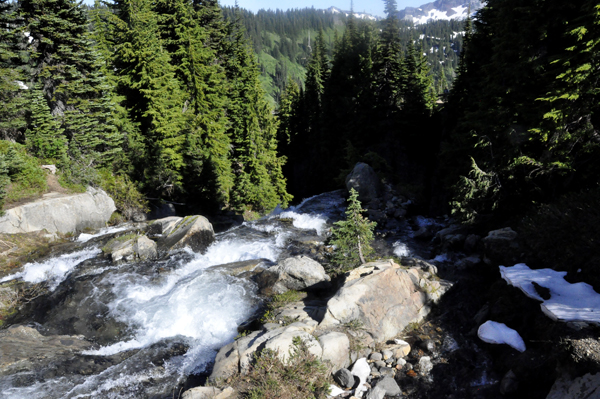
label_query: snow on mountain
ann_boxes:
[326,6,381,21]
[399,0,483,25]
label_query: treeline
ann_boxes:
[224,7,464,104]
[276,0,600,229]
[443,0,600,223]
[276,1,439,201]
[0,0,291,215]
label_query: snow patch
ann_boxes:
[500,263,600,324]
[478,320,526,352]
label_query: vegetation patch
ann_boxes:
[102,233,139,254]
[230,337,331,399]
[520,187,600,292]
[0,232,67,278]
[98,169,149,222]
[260,290,306,324]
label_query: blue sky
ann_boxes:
[217,0,426,18]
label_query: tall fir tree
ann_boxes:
[20,0,123,176]
[224,12,291,212]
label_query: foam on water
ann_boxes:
[0,248,100,290]
[393,241,411,257]
[84,233,282,377]
[278,210,328,235]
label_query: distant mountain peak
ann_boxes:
[399,0,484,25]
[326,6,381,21]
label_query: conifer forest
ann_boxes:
[1,0,599,238]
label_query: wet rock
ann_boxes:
[319,332,350,370]
[156,215,215,253]
[0,325,92,376]
[414,225,435,240]
[102,234,157,263]
[345,162,382,204]
[464,234,481,253]
[333,368,355,389]
[319,260,452,342]
[374,376,401,396]
[546,372,600,399]
[456,255,482,270]
[255,255,331,295]
[442,233,466,251]
[209,258,271,277]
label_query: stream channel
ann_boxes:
[0,191,486,399]
[1,190,438,398]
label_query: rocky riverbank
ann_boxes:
[0,163,599,399]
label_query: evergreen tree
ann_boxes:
[107,0,187,197]
[0,154,9,215]
[329,188,376,270]
[26,87,67,161]
[0,0,28,141]
[224,13,292,212]
[21,0,123,173]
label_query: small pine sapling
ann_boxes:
[329,188,377,270]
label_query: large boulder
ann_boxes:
[546,373,600,399]
[319,260,452,342]
[103,234,157,263]
[209,320,324,382]
[345,162,382,204]
[318,332,350,370]
[482,227,520,265]
[255,255,331,295]
[0,187,115,234]
[154,215,215,253]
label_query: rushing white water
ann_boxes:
[393,241,411,257]
[0,191,351,399]
[0,248,101,291]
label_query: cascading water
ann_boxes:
[0,191,348,399]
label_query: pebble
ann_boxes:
[374,376,401,396]
[374,360,386,368]
[369,352,383,361]
[333,368,355,390]
[382,349,393,360]
[379,366,395,378]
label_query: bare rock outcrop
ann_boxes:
[319,260,452,342]
[0,187,115,234]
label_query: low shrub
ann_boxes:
[236,337,330,399]
[260,290,306,324]
[520,186,600,291]
[0,143,47,207]
[98,169,148,221]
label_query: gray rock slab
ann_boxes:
[0,187,115,234]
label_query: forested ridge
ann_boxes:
[1,0,599,261]
[0,0,291,218]
[223,6,466,104]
